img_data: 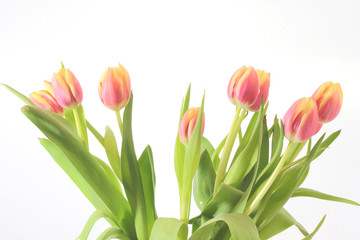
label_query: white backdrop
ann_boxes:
[1,0,359,239]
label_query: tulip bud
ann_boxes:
[283,97,320,142]
[29,90,63,116]
[248,69,270,111]
[227,66,260,110]
[98,63,131,111]
[312,82,343,123]
[51,68,83,108]
[179,108,205,145]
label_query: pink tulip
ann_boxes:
[312,82,343,123]
[52,68,83,108]
[248,69,270,111]
[98,63,131,111]
[227,66,259,110]
[179,108,205,145]
[283,97,320,142]
[30,90,63,116]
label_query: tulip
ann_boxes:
[43,80,54,96]
[179,108,205,145]
[248,69,270,111]
[29,90,63,116]
[98,63,131,112]
[283,97,320,142]
[227,66,259,110]
[52,68,83,108]
[312,82,343,123]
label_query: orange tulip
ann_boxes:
[29,90,63,116]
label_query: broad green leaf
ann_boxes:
[2,84,35,106]
[22,105,135,238]
[234,118,264,214]
[104,126,123,182]
[193,150,216,211]
[40,139,107,212]
[97,226,130,240]
[149,218,188,240]
[259,208,308,239]
[138,145,157,234]
[121,94,149,240]
[77,209,117,240]
[94,156,123,195]
[189,213,260,240]
[174,84,191,193]
[201,137,215,156]
[64,105,89,147]
[202,184,244,218]
[292,188,360,206]
[224,102,266,187]
[302,215,326,240]
[256,135,325,229]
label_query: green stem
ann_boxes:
[213,108,246,193]
[115,111,123,137]
[73,107,84,142]
[180,189,191,223]
[245,141,296,215]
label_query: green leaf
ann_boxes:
[97,226,130,240]
[189,213,260,240]
[138,145,157,234]
[64,105,88,147]
[193,150,216,211]
[258,117,269,174]
[302,215,326,240]
[256,135,325,230]
[211,136,226,171]
[202,184,244,218]
[2,84,35,106]
[86,120,105,147]
[149,218,188,240]
[224,102,266,187]
[174,84,191,193]
[259,208,308,239]
[104,126,123,182]
[292,188,360,206]
[315,130,341,158]
[121,94,149,240]
[22,105,135,238]
[94,156,123,195]
[77,209,117,240]
[40,139,108,211]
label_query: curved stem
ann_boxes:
[245,141,296,215]
[213,108,246,193]
[115,111,123,137]
[73,107,84,142]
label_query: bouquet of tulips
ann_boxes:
[3,63,358,240]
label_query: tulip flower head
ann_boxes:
[98,63,131,111]
[283,97,320,143]
[51,68,83,109]
[227,66,260,110]
[179,108,205,145]
[30,90,63,116]
[248,69,270,111]
[312,82,343,123]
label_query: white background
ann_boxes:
[1,0,360,239]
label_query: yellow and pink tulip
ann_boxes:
[312,81,343,123]
[29,90,63,116]
[248,69,270,111]
[227,66,260,110]
[98,63,131,111]
[179,107,205,146]
[283,97,321,142]
[51,68,83,109]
